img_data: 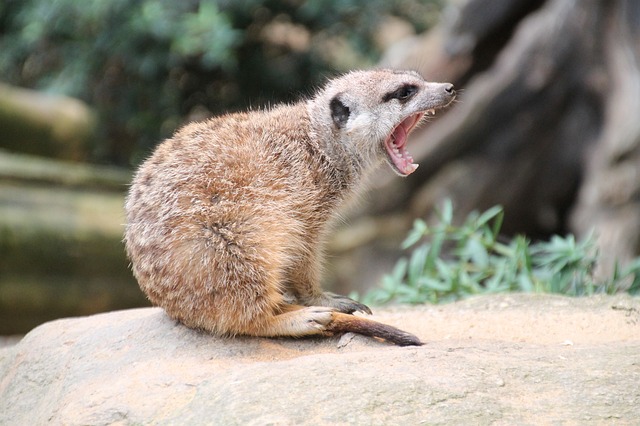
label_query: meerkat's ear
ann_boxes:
[330,95,350,128]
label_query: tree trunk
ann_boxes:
[570,1,640,279]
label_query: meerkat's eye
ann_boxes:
[383,84,419,103]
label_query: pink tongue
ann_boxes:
[394,123,407,148]
[386,113,422,175]
[390,121,414,174]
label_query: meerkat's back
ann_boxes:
[125,69,455,345]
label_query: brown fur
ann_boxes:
[124,69,455,346]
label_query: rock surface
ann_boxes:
[0,83,95,161]
[1,294,639,425]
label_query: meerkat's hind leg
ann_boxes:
[300,292,372,315]
[267,307,423,346]
[244,304,422,346]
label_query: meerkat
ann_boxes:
[124,69,455,346]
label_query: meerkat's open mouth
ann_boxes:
[384,110,435,176]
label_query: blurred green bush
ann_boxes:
[0,0,442,166]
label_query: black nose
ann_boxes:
[445,84,455,95]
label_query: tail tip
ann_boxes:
[391,332,424,347]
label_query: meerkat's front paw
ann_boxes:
[303,292,372,315]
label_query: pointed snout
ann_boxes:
[421,82,457,109]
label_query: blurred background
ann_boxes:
[1,0,639,334]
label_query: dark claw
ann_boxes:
[344,299,373,315]
[326,292,372,315]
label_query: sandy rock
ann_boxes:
[1,294,639,425]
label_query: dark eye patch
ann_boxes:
[382,84,419,103]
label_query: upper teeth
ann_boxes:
[426,109,436,116]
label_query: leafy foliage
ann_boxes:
[362,200,640,305]
[0,0,443,165]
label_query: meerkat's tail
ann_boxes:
[326,312,423,346]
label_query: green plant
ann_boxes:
[362,200,640,305]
